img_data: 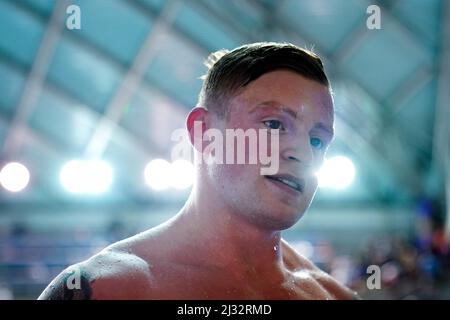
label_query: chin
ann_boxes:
[258,216,300,231]
[257,205,307,231]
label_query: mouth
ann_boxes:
[264,174,304,193]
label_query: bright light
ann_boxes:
[0,162,30,192]
[144,159,172,191]
[317,155,355,190]
[169,159,194,190]
[60,160,113,194]
[144,159,195,191]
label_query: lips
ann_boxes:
[264,174,305,193]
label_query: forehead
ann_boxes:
[229,70,334,123]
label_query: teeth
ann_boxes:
[277,178,300,190]
[266,176,303,192]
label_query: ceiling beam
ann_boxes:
[374,0,434,53]
[194,0,256,42]
[0,58,163,207]
[389,66,434,114]
[3,0,192,152]
[0,113,62,161]
[330,0,434,139]
[85,0,181,158]
[0,2,187,160]
[1,0,68,159]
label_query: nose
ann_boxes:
[281,136,314,168]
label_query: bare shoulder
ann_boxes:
[38,241,153,300]
[281,239,360,300]
[37,262,95,300]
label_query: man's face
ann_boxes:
[207,70,334,230]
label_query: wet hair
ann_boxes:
[197,42,329,117]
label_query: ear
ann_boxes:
[186,107,208,153]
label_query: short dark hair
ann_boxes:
[197,42,329,117]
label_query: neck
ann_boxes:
[167,176,285,280]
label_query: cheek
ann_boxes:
[256,130,279,160]
[306,175,319,193]
[313,154,326,171]
[214,163,259,183]
[213,165,258,198]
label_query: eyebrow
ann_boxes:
[312,122,334,136]
[250,101,297,118]
[250,101,334,136]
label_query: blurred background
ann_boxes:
[0,0,449,299]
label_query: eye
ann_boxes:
[310,137,324,149]
[263,120,285,131]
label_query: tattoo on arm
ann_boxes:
[38,267,94,300]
